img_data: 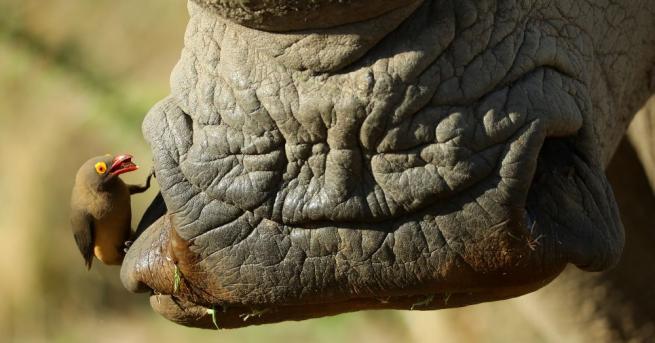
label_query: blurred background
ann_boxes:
[2,1,651,342]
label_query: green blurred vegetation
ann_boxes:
[0,1,550,342]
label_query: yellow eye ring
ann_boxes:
[95,162,107,174]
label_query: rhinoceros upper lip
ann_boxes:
[259,67,583,226]
[170,0,588,228]
[146,0,617,272]
[170,66,585,232]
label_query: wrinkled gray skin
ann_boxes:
[120,0,655,330]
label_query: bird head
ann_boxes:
[77,154,139,189]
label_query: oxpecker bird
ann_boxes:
[70,154,152,269]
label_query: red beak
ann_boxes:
[109,154,139,176]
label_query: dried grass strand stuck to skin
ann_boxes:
[206,306,220,330]
[410,295,435,310]
[173,264,181,293]
[239,308,270,322]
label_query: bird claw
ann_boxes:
[123,240,133,253]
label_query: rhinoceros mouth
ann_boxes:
[155,0,603,236]
[143,63,620,289]
[129,0,624,315]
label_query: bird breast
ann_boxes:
[92,184,132,265]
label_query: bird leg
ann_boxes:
[128,167,155,194]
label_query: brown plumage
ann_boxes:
[70,154,151,269]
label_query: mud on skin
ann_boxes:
[121,0,655,328]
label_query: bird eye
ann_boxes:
[95,162,107,174]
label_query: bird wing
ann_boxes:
[71,210,95,269]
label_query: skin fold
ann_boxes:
[120,0,655,328]
[192,0,422,31]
